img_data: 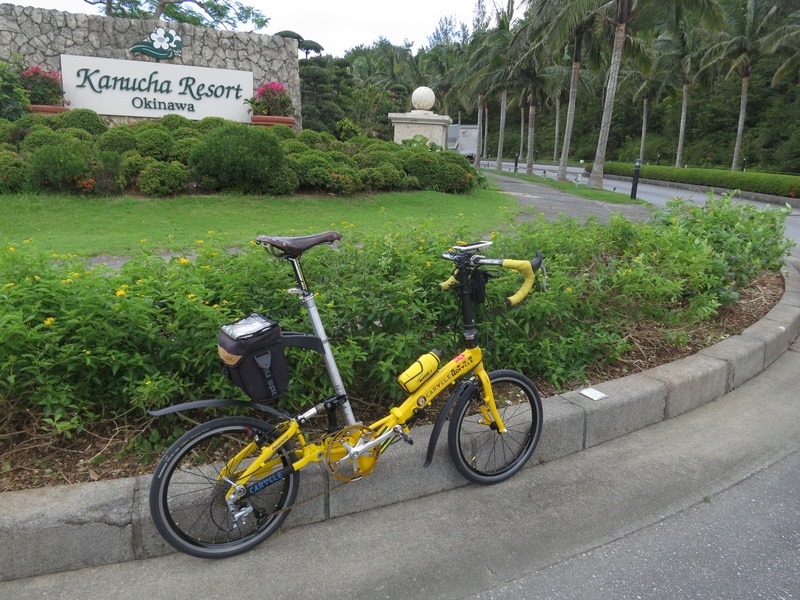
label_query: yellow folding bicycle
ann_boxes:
[149,232,545,558]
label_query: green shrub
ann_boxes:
[27,144,90,192]
[194,116,229,133]
[334,117,360,141]
[264,164,299,195]
[54,108,107,135]
[1,197,791,436]
[137,160,187,196]
[359,163,405,191]
[188,123,284,193]
[287,149,334,189]
[297,128,323,148]
[322,165,360,195]
[327,150,356,168]
[159,113,192,130]
[120,150,157,185]
[604,162,800,199]
[90,150,126,195]
[60,127,96,143]
[97,126,137,154]
[280,139,311,155]
[268,124,296,141]
[172,126,201,141]
[169,136,202,164]
[0,118,14,144]
[403,152,476,194]
[134,125,175,161]
[0,61,28,121]
[0,150,27,193]
[19,124,62,155]
[353,149,405,170]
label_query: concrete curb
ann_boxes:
[2,260,800,582]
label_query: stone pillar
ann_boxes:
[389,87,452,148]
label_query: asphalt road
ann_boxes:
[483,161,800,260]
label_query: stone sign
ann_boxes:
[61,55,253,122]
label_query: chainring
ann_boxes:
[326,424,379,482]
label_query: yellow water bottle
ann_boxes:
[397,349,442,393]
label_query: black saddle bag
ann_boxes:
[217,313,290,401]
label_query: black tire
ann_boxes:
[447,369,542,485]
[149,416,298,558]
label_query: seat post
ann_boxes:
[286,258,357,425]
[287,257,310,293]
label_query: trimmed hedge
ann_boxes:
[3,110,481,197]
[605,162,800,199]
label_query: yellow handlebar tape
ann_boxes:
[439,273,459,291]
[502,259,535,307]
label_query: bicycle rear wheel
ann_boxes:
[149,416,298,558]
[447,369,542,485]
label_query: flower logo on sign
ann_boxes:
[130,27,183,60]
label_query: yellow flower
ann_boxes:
[426,260,432,267]
[196,240,204,245]
[178,257,191,265]
[43,317,55,326]
[140,238,148,244]
[84,349,91,355]
[120,284,129,290]
[7,246,15,253]
[187,293,197,300]
[70,272,80,278]
[145,380,153,386]
[6,282,15,288]
[566,287,573,294]
[61,278,73,284]
[115,289,127,297]
[33,275,40,281]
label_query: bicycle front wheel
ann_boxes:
[149,416,298,558]
[447,369,542,485]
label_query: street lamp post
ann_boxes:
[631,158,642,200]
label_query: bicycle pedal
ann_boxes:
[392,425,414,445]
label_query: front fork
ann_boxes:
[473,365,507,434]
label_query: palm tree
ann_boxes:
[526,0,607,181]
[765,7,800,85]
[541,0,722,187]
[619,47,658,161]
[654,17,716,167]
[462,0,521,171]
[702,0,780,170]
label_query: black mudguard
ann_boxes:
[423,379,478,468]
[148,398,290,421]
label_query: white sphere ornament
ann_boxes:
[411,86,436,110]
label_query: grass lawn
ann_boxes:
[1,188,520,256]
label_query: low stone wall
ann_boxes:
[0,3,301,121]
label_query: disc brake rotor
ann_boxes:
[326,424,379,482]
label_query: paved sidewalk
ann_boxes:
[2,326,799,598]
[2,180,799,584]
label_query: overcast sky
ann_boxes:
[17,0,481,57]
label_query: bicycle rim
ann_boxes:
[149,416,298,558]
[448,370,542,485]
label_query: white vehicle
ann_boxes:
[447,124,478,163]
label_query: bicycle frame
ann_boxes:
[223,253,509,500]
